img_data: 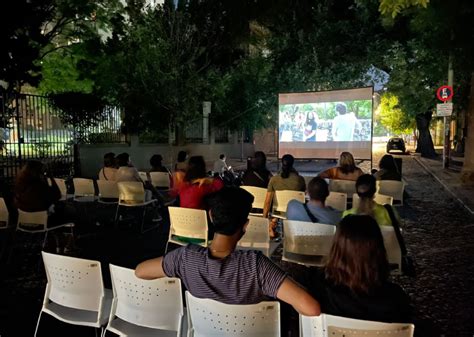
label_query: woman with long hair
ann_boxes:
[373,154,402,181]
[306,215,411,322]
[343,174,393,226]
[242,151,273,188]
[303,110,318,141]
[175,156,223,210]
[319,151,364,181]
[263,154,305,237]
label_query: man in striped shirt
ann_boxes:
[135,187,320,316]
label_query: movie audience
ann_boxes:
[242,151,273,188]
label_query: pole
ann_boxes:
[240,129,244,162]
[443,38,454,169]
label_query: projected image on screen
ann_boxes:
[278,87,373,160]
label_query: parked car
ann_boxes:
[386,137,406,153]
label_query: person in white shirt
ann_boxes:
[98,152,118,181]
[332,103,361,141]
[213,154,230,175]
[115,153,142,182]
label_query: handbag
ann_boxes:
[384,204,416,277]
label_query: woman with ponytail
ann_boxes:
[263,154,305,237]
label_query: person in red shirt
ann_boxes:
[175,155,224,209]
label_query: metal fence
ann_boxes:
[0,93,124,181]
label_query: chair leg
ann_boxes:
[114,205,120,228]
[34,310,43,337]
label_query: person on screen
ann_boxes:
[303,110,318,142]
[332,103,361,141]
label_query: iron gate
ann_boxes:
[0,92,74,182]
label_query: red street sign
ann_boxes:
[437,85,453,102]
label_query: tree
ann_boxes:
[379,92,414,135]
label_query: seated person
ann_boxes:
[304,214,412,323]
[135,187,321,316]
[115,153,142,182]
[98,152,117,181]
[318,152,364,181]
[241,151,272,188]
[343,174,393,226]
[373,154,402,181]
[213,153,230,175]
[174,150,188,172]
[149,154,171,174]
[174,155,223,209]
[286,177,341,225]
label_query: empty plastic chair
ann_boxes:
[381,226,402,275]
[300,313,414,337]
[167,207,208,252]
[73,178,96,202]
[237,215,270,256]
[0,197,9,229]
[97,180,119,204]
[328,179,356,197]
[240,186,267,216]
[105,264,184,336]
[272,190,306,219]
[376,180,405,205]
[282,220,336,267]
[138,171,149,182]
[34,251,112,337]
[185,291,280,337]
[149,172,171,189]
[325,192,347,211]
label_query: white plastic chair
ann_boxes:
[325,192,347,211]
[73,178,96,202]
[237,215,270,256]
[376,180,405,205]
[240,186,267,216]
[115,181,158,233]
[35,251,112,337]
[381,226,402,275]
[97,180,119,204]
[105,264,184,337]
[54,178,71,201]
[0,197,9,229]
[300,313,414,337]
[16,209,73,249]
[138,171,149,182]
[282,220,336,267]
[351,193,393,208]
[185,291,280,337]
[150,171,171,189]
[272,190,306,219]
[167,207,208,252]
[328,179,356,198]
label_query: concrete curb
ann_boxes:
[413,156,474,215]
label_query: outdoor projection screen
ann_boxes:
[278,87,373,160]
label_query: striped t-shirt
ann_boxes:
[163,244,287,304]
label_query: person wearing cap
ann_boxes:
[135,187,320,316]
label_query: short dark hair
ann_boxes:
[116,153,130,167]
[379,154,398,172]
[336,103,347,115]
[325,214,389,293]
[308,177,329,202]
[150,154,163,167]
[219,154,225,160]
[177,151,187,162]
[206,187,254,236]
[281,154,295,179]
[356,174,376,198]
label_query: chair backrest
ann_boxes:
[325,192,347,211]
[0,197,9,228]
[117,181,145,203]
[17,209,48,232]
[185,291,280,337]
[380,226,402,274]
[97,180,119,199]
[240,186,267,210]
[328,179,356,196]
[376,180,404,204]
[73,178,95,197]
[352,193,393,209]
[168,207,208,241]
[149,172,171,188]
[109,264,183,331]
[138,171,149,182]
[300,313,414,337]
[237,216,270,255]
[54,178,68,198]
[273,190,305,213]
[41,251,105,312]
[283,220,336,256]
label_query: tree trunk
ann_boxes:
[415,111,437,158]
[461,73,474,182]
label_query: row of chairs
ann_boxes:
[165,207,402,274]
[36,251,414,337]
